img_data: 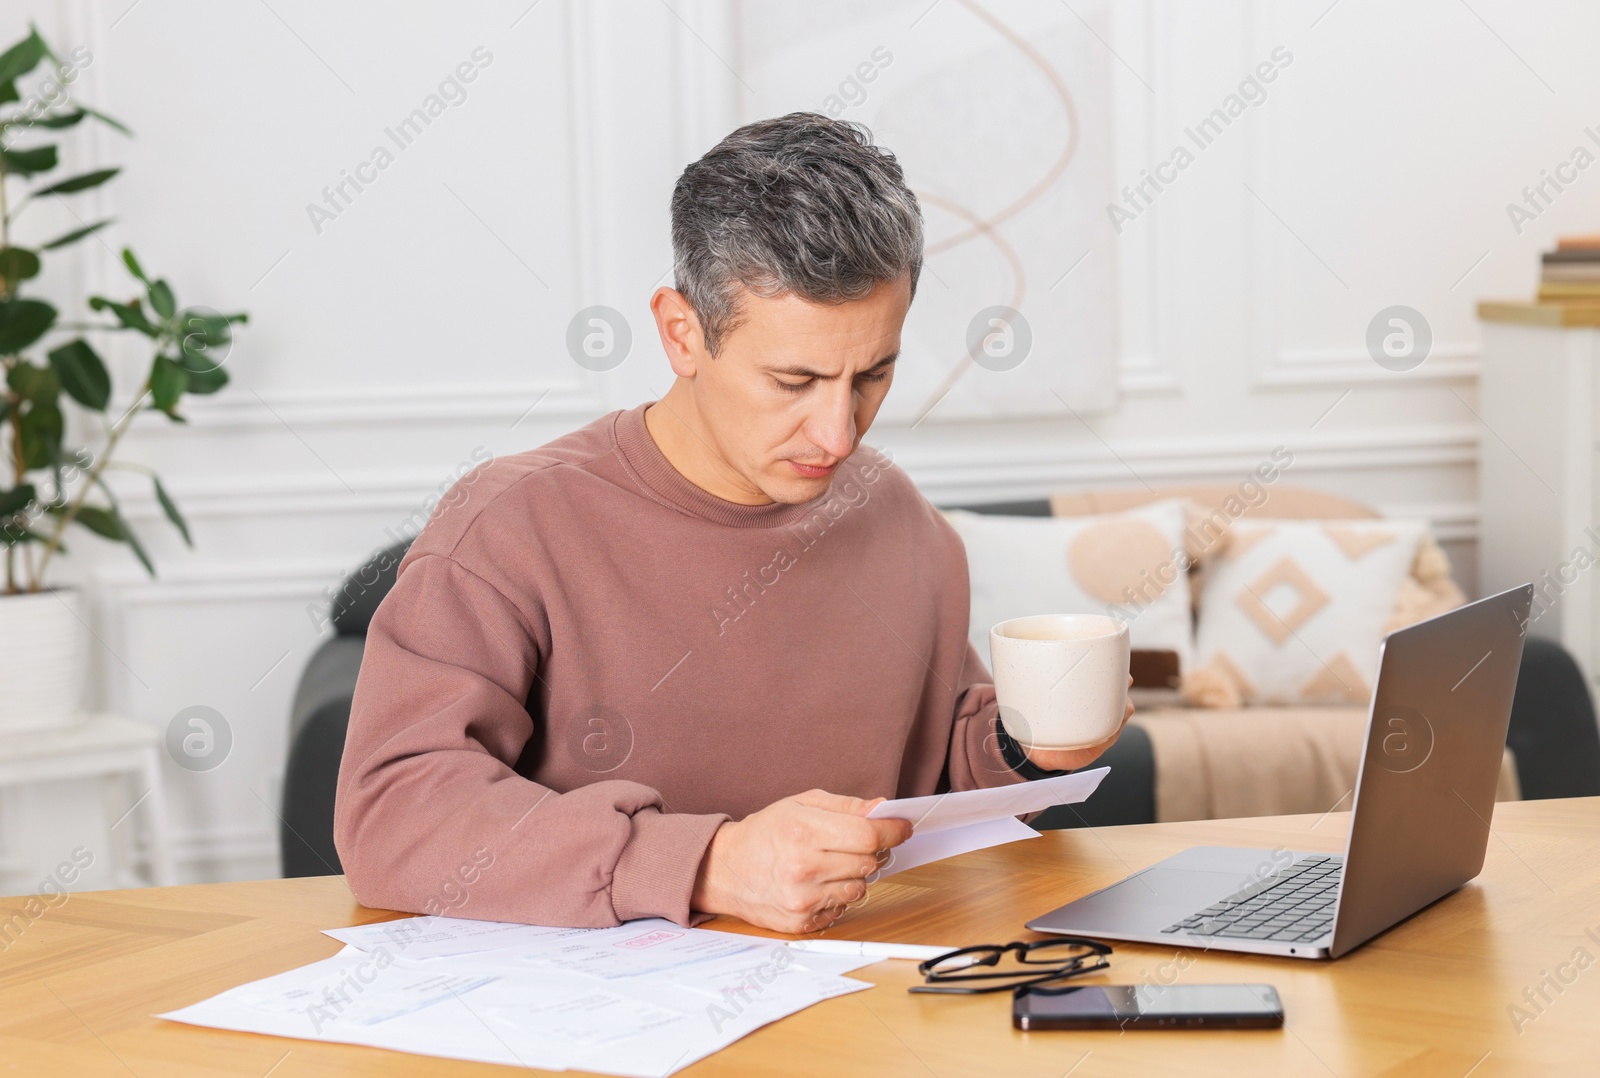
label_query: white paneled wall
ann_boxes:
[3,0,1597,888]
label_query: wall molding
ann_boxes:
[1373,500,1479,544]
[92,426,1484,579]
[891,422,1477,498]
[1258,346,1480,389]
[167,826,281,877]
[107,422,1481,526]
[120,379,605,433]
[1117,359,1182,395]
[90,560,351,604]
[116,468,499,524]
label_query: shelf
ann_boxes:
[1477,300,1600,327]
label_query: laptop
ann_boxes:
[1026,584,1534,959]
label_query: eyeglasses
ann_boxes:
[909,937,1113,995]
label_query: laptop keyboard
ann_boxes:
[1160,854,1344,943]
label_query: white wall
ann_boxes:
[4,0,1599,889]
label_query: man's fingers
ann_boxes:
[799,850,883,886]
[807,809,912,853]
[793,789,877,816]
[790,790,913,849]
[867,816,914,848]
[801,905,847,933]
[813,878,869,912]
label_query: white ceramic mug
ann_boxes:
[989,614,1130,751]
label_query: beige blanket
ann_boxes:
[1131,706,1520,823]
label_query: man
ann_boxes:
[335,112,1129,934]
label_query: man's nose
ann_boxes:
[807,383,858,460]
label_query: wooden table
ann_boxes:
[4,798,1597,1076]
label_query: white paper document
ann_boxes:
[326,915,759,969]
[324,914,590,959]
[867,766,1109,876]
[161,771,1109,1073]
[161,919,874,1076]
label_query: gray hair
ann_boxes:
[670,112,923,355]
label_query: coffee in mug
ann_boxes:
[989,614,1130,751]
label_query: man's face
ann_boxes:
[678,274,910,505]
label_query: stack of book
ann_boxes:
[1540,236,1600,303]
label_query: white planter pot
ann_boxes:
[0,587,90,733]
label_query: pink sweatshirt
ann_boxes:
[334,402,1030,928]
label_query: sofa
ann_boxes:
[281,491,1600,877]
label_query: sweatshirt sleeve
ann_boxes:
[333,552,729,928]
[943,640,1034,793]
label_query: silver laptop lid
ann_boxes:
[1328,585,1533,958]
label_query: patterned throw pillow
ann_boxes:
[1184,519,1431,706]
[943,499,1194,675]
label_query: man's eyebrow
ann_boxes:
[762,352,899,379]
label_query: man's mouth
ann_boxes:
[788,459,838,479]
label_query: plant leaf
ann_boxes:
[0,246,41,287]
[120,515,155,576]
[179,310,232,349]
[0,28,49,85]
[121,248,147,282]
[152,476,192,547]
[149,354,187,413]
[88,295,155,335]
[0,80,17,106]
[40,219,113,250]
[1,144,59,176]
[5,359,57,401]
[0,483,37,517]
[72,504,121,539]
[31,167,120,197]
[148,279,175,319]
[80,106,131,135]
[47,339,111,410]
[180,361,229,395]
[17,401,62,469]
[0,297,56,352]
[89,481,155,577]
[0,522,51,547]
[19,109,86,130]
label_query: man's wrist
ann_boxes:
[690,821,730,917]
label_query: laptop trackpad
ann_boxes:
[1034,866,1248,933]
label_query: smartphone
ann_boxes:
[1013,984,1284,1031]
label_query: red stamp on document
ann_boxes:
[617,929,683,949]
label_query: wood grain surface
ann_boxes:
[4,798,1597,1076]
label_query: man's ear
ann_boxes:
[650,287,706,378]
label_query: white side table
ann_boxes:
[1477,300,1600,687]
[0,713,176,887]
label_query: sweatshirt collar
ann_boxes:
[612,402,840,529]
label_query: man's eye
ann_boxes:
[858,369,890,383]
[776,379,810,393]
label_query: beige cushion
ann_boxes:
[943,500,1195,673]
[1131,706,1520,822]
[1047,485,1468,703]
[1051,483,1378,519]
[1050,483,1381,614]
[1186,519,1428,706]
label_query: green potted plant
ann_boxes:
[0,26,246,732]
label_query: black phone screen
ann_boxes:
[1013,984,1284,1030]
